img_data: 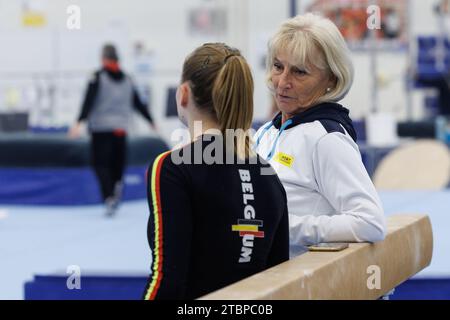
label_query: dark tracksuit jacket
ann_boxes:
[143,135,289,300]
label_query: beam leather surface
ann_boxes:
[200,215,433,300]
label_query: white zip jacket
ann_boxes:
[254,103,386,258]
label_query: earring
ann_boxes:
[326,87,331,92]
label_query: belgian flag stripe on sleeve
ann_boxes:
[144,151,171,300]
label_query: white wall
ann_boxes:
[0,0,446,143]
[0,0,288,142]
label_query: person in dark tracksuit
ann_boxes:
[69,44,155,216]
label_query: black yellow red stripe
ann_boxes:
[144,151,171,300]
[239,231,265,238]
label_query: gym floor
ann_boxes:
[1,191,449,300]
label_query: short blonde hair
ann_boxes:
[267,13,354,103]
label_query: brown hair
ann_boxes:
[181,43,254,159]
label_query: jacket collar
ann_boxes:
[271,102,357,142]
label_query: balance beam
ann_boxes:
[200,215,433,300]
